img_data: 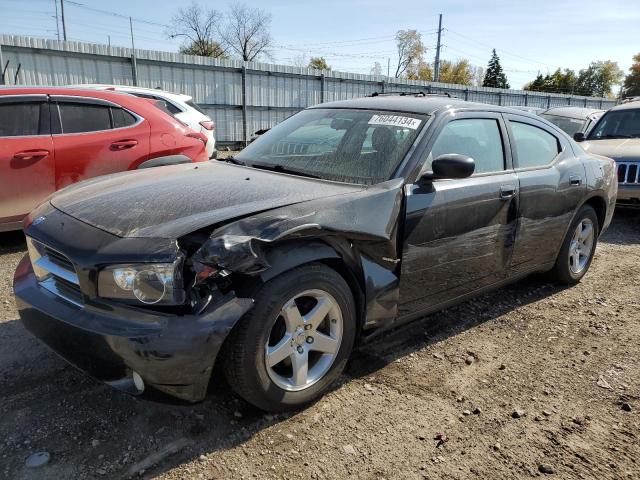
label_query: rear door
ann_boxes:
[0,95,55,229]
[50,96,150,189]
[505,114,586,274]
[398,112,519,316]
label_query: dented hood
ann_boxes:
[50,162,364,238]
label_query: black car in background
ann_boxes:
[14,95,617,412]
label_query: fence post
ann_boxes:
[464,88,469,101]
[524,92,528,106]
[320,73,325,104]
[130,54,138,86]
[380,80,385,94]
[584,97,588,107]
[497,92,502,106]
[599,98,603,108]
[547,95,551,108]
[242,65,248,147]
[567,96,571,106]
[0,44,4,85]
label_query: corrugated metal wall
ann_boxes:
[0,34,618,144]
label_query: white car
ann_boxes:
[71,85,216,158]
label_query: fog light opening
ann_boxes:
[132,371,145,393]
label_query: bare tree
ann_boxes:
[220,4,273,62]
[167,2,226,58]
[395,30,425,78]
[370,62,383,76]
[291,54,309,68]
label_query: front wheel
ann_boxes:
[222,263,356,412]
[551,205,599,284]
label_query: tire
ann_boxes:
[221,263,356,412]
[551,205,599,285]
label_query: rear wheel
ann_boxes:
[551,205,598,284]
[222,263,356,412]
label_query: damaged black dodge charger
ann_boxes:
[14,95,617,412]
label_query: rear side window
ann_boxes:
[510,122,560,168]
[111,108,137,128]
[186,100,206,115]
[0,102,48,137]
[132,93,182,115]
[58,103,111,133]
[429,118,505,173]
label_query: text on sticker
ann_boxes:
[368,114,422,130]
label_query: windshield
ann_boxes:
[588,108,640,140]
[540,114,586,136]
[235,109,427,185]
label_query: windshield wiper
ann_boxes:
[596,134,634,139]
[249,163,321,179]
[218,155,246,166]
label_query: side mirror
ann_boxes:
[420,154,475,182]
[573,132,586,142]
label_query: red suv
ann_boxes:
[0,87,209,231]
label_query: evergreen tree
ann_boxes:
[482,49,510,89]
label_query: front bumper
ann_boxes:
[617,184,640,202]
[14,255,252,402]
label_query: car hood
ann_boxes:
[581,139,640,160]
[50,162,365,238]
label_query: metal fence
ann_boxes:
[0,34,618,146]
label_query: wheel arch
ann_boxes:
[581,194,607,234]
[258,239,367,337]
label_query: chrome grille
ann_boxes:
[26,237,83,307]
[617,161,640,185]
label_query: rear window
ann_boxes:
[0,102,47,137]
[540,114,586,136]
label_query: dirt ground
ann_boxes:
[0,209,638,480]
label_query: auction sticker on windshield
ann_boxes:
[368,114,422,130]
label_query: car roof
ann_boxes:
[609,100,640,111]
[71,84,193,102]
[541,106,605,119]
[0,85,139,100]
[309,95,541,118]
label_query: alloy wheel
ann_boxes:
[568,218,594,275]
[265,289,343,392]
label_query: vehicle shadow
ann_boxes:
[599,207,640,245]
[0,231,26,253]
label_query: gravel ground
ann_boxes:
[0,209,638,480]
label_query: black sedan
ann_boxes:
[14,94,617,412]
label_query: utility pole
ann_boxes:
[433,13,443,82]
[129,17,135,50]
[60,0,67,41]
[53,0,60,41]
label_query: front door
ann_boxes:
[0,95,55,229]
[398,113,519,317]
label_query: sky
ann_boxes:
[1,0,639,89]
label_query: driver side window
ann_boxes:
[429,118,505,174]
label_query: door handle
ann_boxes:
[13,149,50,161]
[570,175,582,186]
[110,139,138,151]
[499,185,517,199]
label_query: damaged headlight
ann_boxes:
[98,257,185,305]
